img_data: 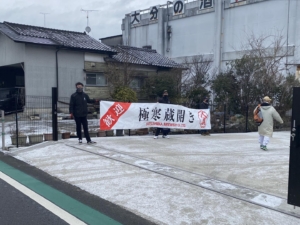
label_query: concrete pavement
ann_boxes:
[3,131,300,225]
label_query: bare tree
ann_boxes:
[232,33,289,106]
[181,55,215,107]
[141,68,183,103]
[104,50,138,98]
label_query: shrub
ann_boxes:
[112,86,138,102]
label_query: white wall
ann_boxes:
[0,33,25,66]
[167,12,215,59]
[25,45,56,97]
[24,45,85,98]
[84,53,105,62]
[123,0,298,72]
[57,50,85,98]
[223,0,289,56]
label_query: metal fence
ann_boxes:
[1,95,291,148]
[2,95,100,147]
[208,103,291,133]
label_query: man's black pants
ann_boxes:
[74,116,91,142]
[155,128,169,136]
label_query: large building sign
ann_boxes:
[150,6,160,20]
[200,0,214,10]
[173,0,185,15]
[131,10,141,25]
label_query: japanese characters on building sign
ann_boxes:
[100,101,211,130]
[199,0,214,10]
[131,10,141,25]
[173,0,185,15]
[150,5,159,20]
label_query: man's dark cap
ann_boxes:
[76,82,84,87]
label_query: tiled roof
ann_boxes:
[0,21,116,53]
[107,45,184,69]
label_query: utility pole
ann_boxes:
[81,9,98,33]
[40,12,50,27]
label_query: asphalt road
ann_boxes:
[0,152,157,225]
[0,178,69,225]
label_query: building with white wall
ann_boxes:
[121,0,299,74]
[0,21,183,107]
[0,21,116,99]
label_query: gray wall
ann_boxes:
[0,33,25,67]
[24,45,84,98]
[100,35,123,46]
[122,0,299,73]
[57,50,85,98]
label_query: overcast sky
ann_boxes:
[0,0,165,40]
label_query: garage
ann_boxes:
[0,63,25,113]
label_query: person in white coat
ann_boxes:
[254,96,283,151]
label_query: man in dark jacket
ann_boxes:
[69,82,97,144]
[154,90,170,139]
[199,97,210,136]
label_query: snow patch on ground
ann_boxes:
[252,194,283,208]
[4,131,300,225]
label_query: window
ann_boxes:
[86,73,107,86]
[130,77,143,89]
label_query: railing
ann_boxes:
[1,95,100,148]
[1,95,291,148]
[207,103,290,133]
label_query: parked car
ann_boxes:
[0,88,24,114]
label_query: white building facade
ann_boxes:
[122,0,299,74]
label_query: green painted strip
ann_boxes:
[0,160,122,225]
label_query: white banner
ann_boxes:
[100,101,211,130]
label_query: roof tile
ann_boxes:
[109,45,184,69]
[0,22,116,53]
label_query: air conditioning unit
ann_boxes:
[90,62,96,67]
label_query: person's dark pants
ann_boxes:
[155,128,168,136]
[164,128,170,136]
[74,116,91,142]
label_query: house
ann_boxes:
[0,21,116,101]
[0,22,183,106]
[87,44,184,101]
